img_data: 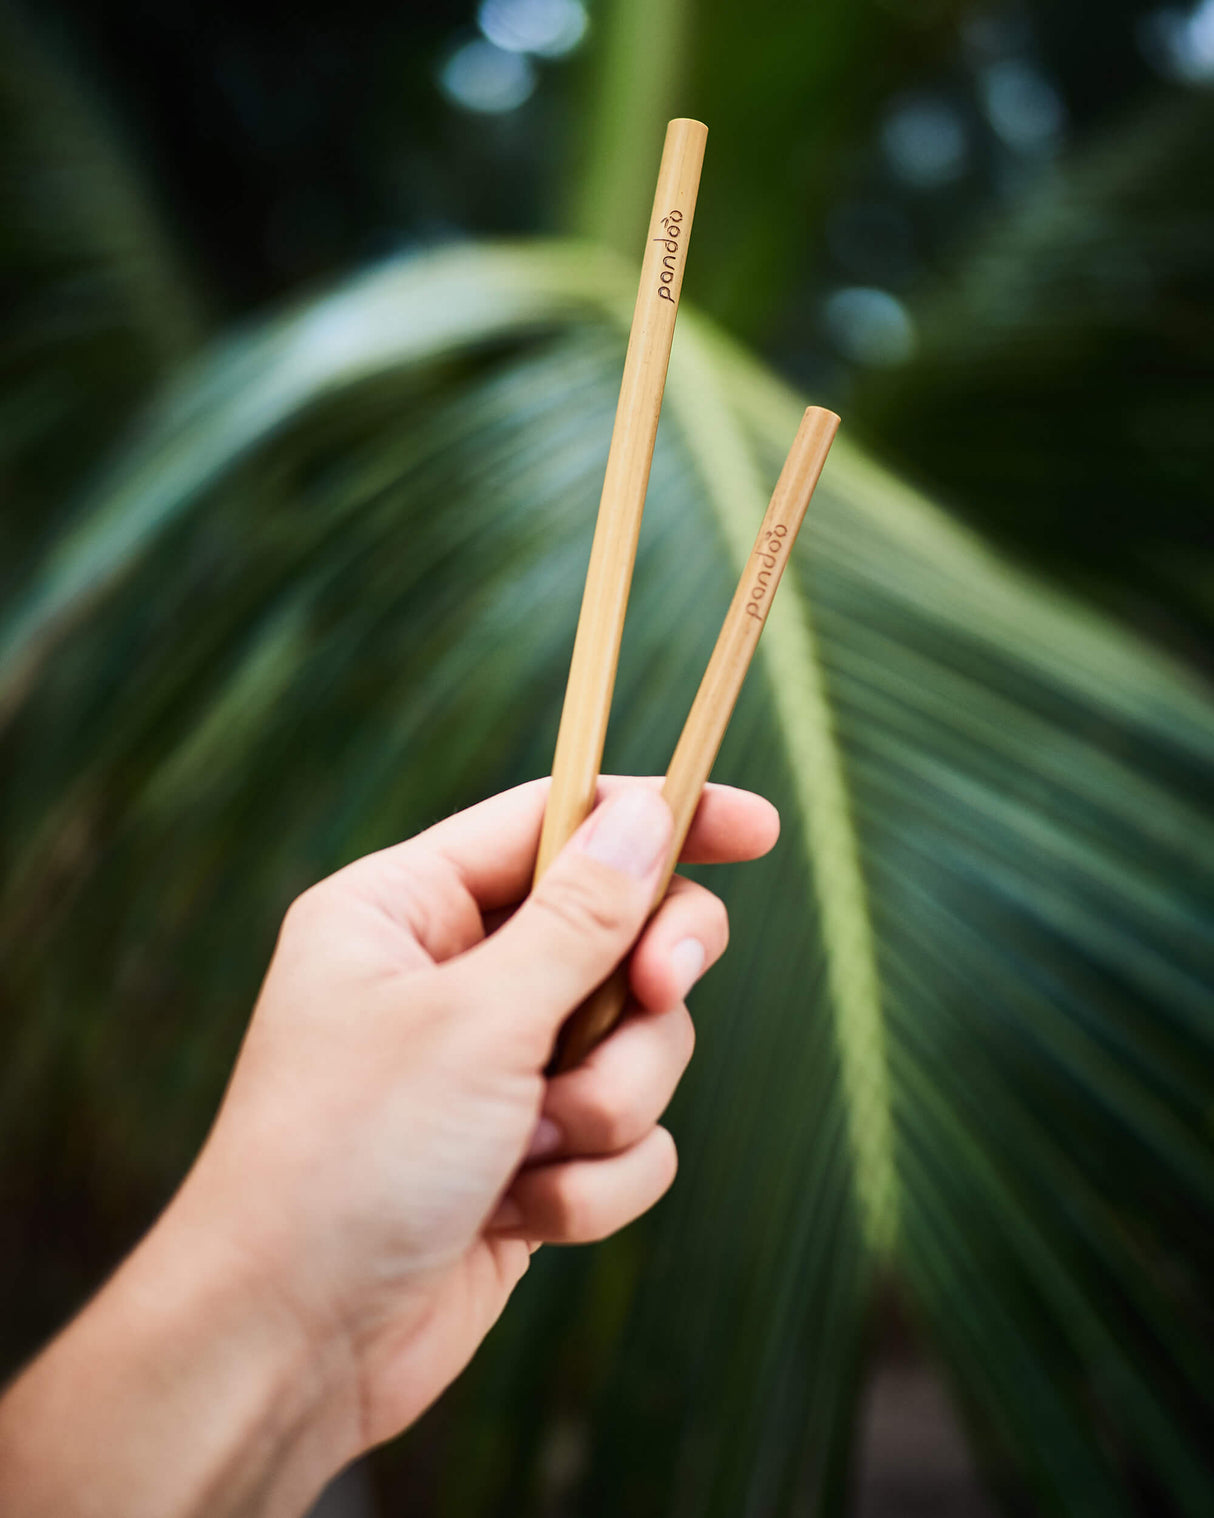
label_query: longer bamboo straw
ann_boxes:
[534,118,708,882]
[553,406,840,1071]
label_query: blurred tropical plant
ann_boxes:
[2,3,1213,1517]
[852,88,1214,655]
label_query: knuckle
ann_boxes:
[531,871,632,942]
[580,1085,634,1153]
[403,855,484,959]
[550,1173,605,1241]
[281,881,331,936]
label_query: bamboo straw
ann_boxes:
[553,406,840,1071]
[534,118,708,882]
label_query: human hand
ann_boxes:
[174,776,778,1462]
[0,776,778,1518]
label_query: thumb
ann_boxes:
[452,785,672,1051]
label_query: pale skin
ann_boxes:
[0,776,779,1517]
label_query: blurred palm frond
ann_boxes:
[853,91,1214,651]
[0,3,202,580]
[1,235,1212,1516]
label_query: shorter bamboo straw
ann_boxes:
[552,406,840,1072]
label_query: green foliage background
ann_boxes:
[1,1,1212,1513]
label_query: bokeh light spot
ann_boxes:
[880,95,970,188]
[438,39,536,113]
[1139,0,1214,82]
[823,287,917,367]
[979,61,1067,152]
[478,0,588,58]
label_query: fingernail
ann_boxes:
[579,788,671,880]
[671,937,706,997]
[489,1196,524,1232]
[527,1117,563,1160]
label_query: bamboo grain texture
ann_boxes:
[553,406,841,1071]
[534,118,708,882]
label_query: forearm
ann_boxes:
[0,1184,357,1518]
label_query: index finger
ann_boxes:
[373,776,779,912]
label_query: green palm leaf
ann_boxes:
[851,91,1214,645]
[3,239,1212,1516]
[0,3,200,580]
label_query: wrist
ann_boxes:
[0,1176,362,1518]
[146,1173,365,1510]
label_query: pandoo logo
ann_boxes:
[653,209,684,303]
[745,524,789,621]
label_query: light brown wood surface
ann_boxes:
[553,406,840,1071]
[534,118,708,882]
